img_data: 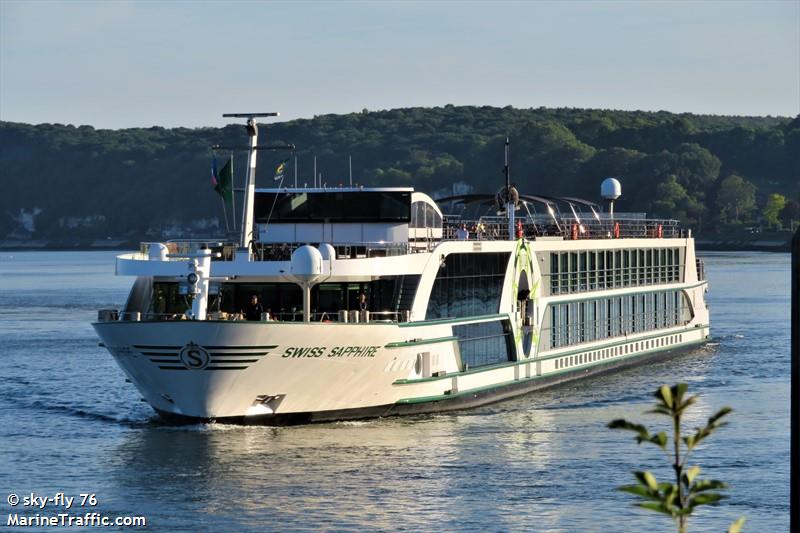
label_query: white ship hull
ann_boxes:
[95,318,708,423]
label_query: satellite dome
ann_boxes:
[601,178,622,200]
[290,245,323,283]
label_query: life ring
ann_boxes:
[613,222,620,239]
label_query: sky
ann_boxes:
[1,0,798,129]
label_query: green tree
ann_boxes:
[650,175,706,227]
[715,174,757,226]
[608,384,745,533]
[779,198,800,230]
[762,193,786,230]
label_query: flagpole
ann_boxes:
[220,196,230,233]
[211,152,230,233]
[230,153,236,232]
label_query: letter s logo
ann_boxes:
[179,342,210,370]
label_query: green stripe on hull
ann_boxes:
[395,337,707,405]
[393,324,709,386]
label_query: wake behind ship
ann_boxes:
[93,113,710,424]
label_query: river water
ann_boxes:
[0,251,790,531]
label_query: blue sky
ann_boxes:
[1,0,798,129]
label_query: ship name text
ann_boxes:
[281,346,380,358]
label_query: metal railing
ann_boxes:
[696,258,706,281]
[442,216,683,241]
[140,241,237,261]
[99,309,411,323]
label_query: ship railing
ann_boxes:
[138,241,414,261]
[251,241,412,260]
[696,258,706,281]
[441,216,684,241]
[100,309,411,323]
[140,240,238,261]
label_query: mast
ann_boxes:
[505,137,515,240]
[221,112,279,255]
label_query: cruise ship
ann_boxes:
[93,114,710,424]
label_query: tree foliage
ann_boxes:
[715,174,757,226]
[0,106,796,239]
[762,193,786,230]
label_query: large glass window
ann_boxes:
[454,320,514,369]
[426,252,511,319]
[254,191,411,223]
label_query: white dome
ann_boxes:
[601,178,622,200]
[290,245,323,283]
[148,242,168,261]
[318,243,336,261]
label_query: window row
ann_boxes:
[548,248,682,295]
[549,290,690,349]
[553,334,686,370]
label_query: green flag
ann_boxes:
[213,155,233,204]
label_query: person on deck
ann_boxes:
[456,223,469,240]
[242,294,264,321]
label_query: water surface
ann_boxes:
[0,251,789,531]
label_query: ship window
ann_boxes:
[454,320,513,369]
[150,281,191,317]
[411,202,424,228]
[426,252,511,319]
[254,191,411,223]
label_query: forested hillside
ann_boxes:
[1,106,798,241]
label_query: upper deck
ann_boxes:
[136,196,686,263]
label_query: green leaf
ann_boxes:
[607,418,649,436]
[646,406,673,417]
[689,492,727,507]
[692,479,728,492]
[649,431,668,449]
[727,517,746,533]
[637,470,658,491]
[619,485,660,501]
[658,384,673,408]
[637,502,676,516]
[684,465,701,485]
[673,383,688,405]
[675,393,698,415]
[709,406,733,425]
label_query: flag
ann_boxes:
[213,155,234,204]
[274,157,289,181]
[211,155,219,186]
